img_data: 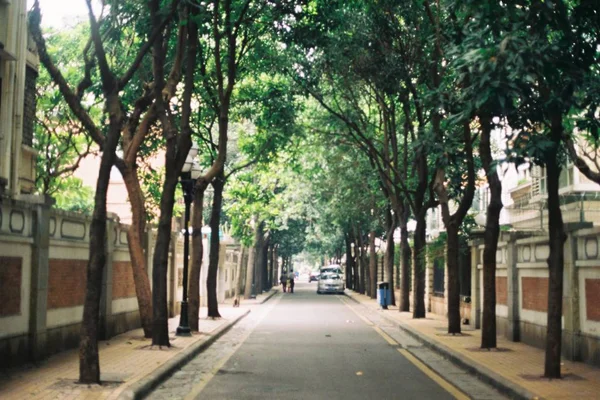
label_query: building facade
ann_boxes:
[420,134,600,367]
[0,0,39,198]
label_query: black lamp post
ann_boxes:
[176,144,200,336]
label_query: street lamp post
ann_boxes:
[176,143,201,336]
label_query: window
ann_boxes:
[472,190,481,212]
[459,247,471,297]
[538,166,547,195]
[320,267,342,275]
[433,257,445,297]
[537,165,573,194]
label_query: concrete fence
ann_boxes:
[469,225,600,368]
[0,196,241,368]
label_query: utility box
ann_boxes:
[377,282,390,309]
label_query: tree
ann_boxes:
[288,0,440,316]
[448,0,519,348]
[31,2,183,340]
[30,0,176,383]
[186,0,267,320]
[505,0,599,378]
[150,2,197,346]
[432,122,476,334]
[186,0,301,321]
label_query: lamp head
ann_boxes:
[182,142,200,173]
[188,141,199,159]
[191,161,202,180]
[182,155,193,173]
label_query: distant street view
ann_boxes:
[1,1,600,399]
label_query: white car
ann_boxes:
[317,272,345,294]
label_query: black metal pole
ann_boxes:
[176,177,193,336]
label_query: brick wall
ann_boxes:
[585,279,600,322]
[522,277,548,312]
[112,262,136,299]
[48,259,87,309]
[0,257,22,316]
[496,276,507,306]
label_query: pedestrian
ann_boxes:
[280,273,287,293]
[288,270,295,294]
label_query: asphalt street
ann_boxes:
[147,282,505,400]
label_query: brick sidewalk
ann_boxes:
[0,295,270,400]
[346,290,600,400]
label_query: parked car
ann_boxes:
[317,273,345,294]
[320,265,343,276]
[309,271,320,282]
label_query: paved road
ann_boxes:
[147,283,505,400]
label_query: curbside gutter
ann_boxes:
[344,292,537,400]
[119,309,251,400]
[259,288,279,304]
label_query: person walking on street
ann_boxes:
[280,273,287,293]
[288,270,295,294]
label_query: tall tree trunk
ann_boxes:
[385,225,396,306]
[355,225,365,294]
[207,172,224,318]
[544,115,567,378]
[385,209,396,306]
[233,245,246,304]
[412,213,427,318]
[434,122,475,334]
[267,243,273,290]
[368,230,377,299]
[360,246,367,295]
[399,222,411,312]
[150,8,196,347]
[345,233,354,291]
[119,164,153,338]
[480,115,502,349]
[352,243,359,291]
[262,235,270,290]
[254,226,265,294]
[273,245,279,290]
[79,118,120,383]
[446,224,461,334]
[244,220,258,299]
[188,178,210,331]
[152,166,180,346]
[244,247,255,299]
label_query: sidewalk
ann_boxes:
[345,290,600,400]
[0,289,277,400]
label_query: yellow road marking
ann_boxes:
[398,348,470,400]
[338,297,373,326]
[373,326,398,346]
[183,295,282,400]
[339,295,470,400]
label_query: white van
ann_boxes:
[317,265,345,294]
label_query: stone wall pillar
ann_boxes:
[469,239,482,329]
[28,196,52,361]
[168,232,179,317]
[425,252,434,313]
[505,232,520,341]
[563,227,582,361]
[443,244,449,316]
[145,229,154,279]
[99,215,116,339]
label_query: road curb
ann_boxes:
[119,309,251,400]
[259,289,279,304]
[345,292,536,400]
